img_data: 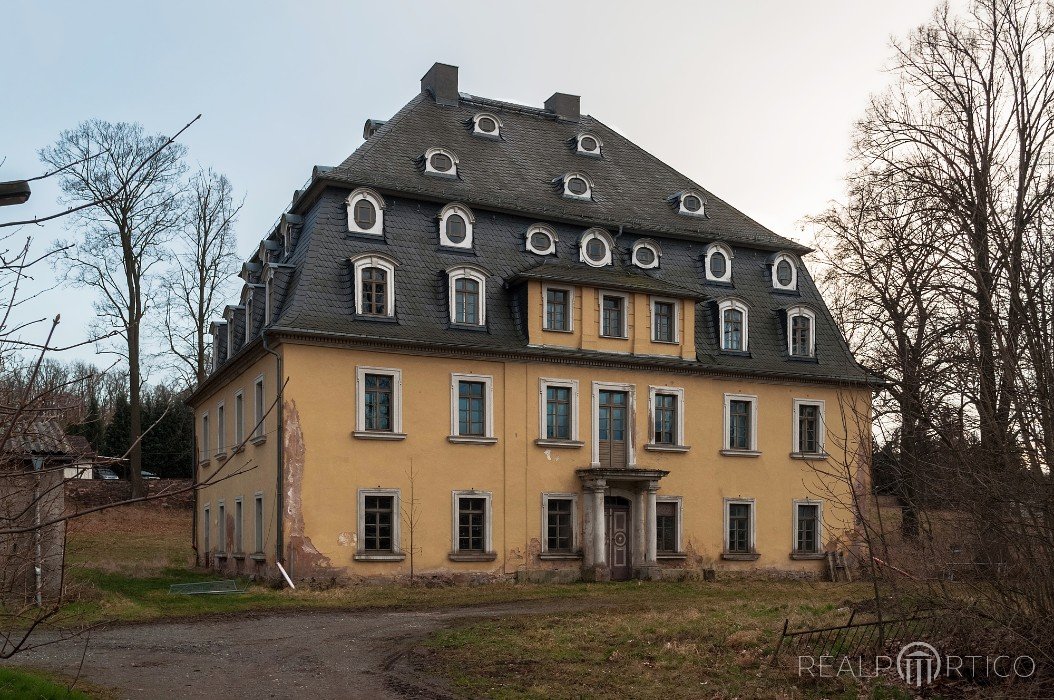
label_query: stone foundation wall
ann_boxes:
[65,478,193,509]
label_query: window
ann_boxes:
[234,497,243,554]
[771,252,798,290]
[218,501,226,554]
[579,228,613,267]
[576,132,602,156]
[561,172,593,200]
[450,373,495,442]
[354,367,404,437]
[203,504,211,555]
[793,500,823,555]
[544,286,572,331]
[451,490,494,557]
[601,293,627,338]
[525,224,557,256]
[438,203,474,249]
[542,495,577,553]
[263,270,272,326]
[364,495,394,551]
[591,381,637,468]
[632,239,661,269]
[648,386,686,449]
[652,298,677,343]
[787,306,816,357]
[226,311,235,360]
[254,494,264,554]
[234,391,244,446]
[718,299,749,352]
[538,378,580,443]
[216,402,226,455]
[724,499,755,555]
[723,393,759,454]
[350,254,396,318]
[704,242,733,283]
[212,322,225,371]
[200,413,210,461]
[472,112,502,137]
[792,399,825,456]
[245,290,254,341]
[424,147,458,177]
[678,191,706,217]
[253,376,265,441]
[656,498,682,554]
[447,266,487,326]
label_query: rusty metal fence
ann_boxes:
[771,610,950,665]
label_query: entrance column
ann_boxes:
[643,480,659,577]
[582,478,607,575]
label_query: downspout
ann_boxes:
[262,329,285,571]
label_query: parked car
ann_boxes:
[141,470,160,480]
[95,467,120,480]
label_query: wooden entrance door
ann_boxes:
[605,496,632,580]
[598,390,628,468]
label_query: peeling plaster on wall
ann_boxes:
[337,532,355,547]
[283,398,336,578]
[543,449,552,461]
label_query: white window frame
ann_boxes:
[722,393,760,455]
[540,493,580,555]
[424,146,459,177]
[590,381,637,467]
[253,375,266,441]
[253,492,265,554]
[678,190,706,217]
[354,366,405,438]
[717,298,750,352]
[723,497,757,554]
[525,223,557,256]
[786,305,817,357]
[447,265,487,326]
[542,284,574,332]
[451,490,494,555]
[579,228,613,267]
[200,412,210,462]
[212,322,225,371]
[791,398,826,457]
[704,242,733,283]
[449,373,496,442]
[217,499,227,554]
[632,239,661,270]
[599,291,629,339]
[346,187,386,235]
[234,390,245,447]
[561,172,594,200]
[537,378,581,443]
[792,499,824,555]
[472,112,502,138]
[771,252,799,291]
[438,202,474,249]
[215,401,226,456]
[225,310,237,360]
[263,270,273,326]
[203,503,211,555]
[655,495,684,555]
[575,132,603,156]
[234,496,244,554]
[647,385,686,449]
[356,488,403,560]
[350,253,396,318]
[244,290,254,340]
[650,296,680,343]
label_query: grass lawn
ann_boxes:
[0,667,99,700]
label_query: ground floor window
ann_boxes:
[451,491,493,556]
[656,498,682,554]
[234,497,243,553]
[544,496,575,553]
[356,489,401,557]
[217,501,226,554]
[793,500,822,555]
[724,499,755,555]
[254,494,264,554]
[203,504,210,555]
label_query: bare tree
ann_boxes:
[164,167,242,387]
[41,121,187,497]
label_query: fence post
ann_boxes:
[771,618,789,666]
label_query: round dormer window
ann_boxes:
[634,246,655,266]
[477,116,497,133]
[530,231,550,251]
[567,176,589,196]
[585,238,606,262]
[682,194,702,213]
[709,250,727,279]
[430,152,453,172]
[580,136,598,152]
[446,214,467,243]
[776,259,794,286]
[353,199,376,229]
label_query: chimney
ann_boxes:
[544,92,580,121]
[421,62,459,106]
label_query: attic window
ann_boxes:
[677,191,706,217]
[632,239,661,270]
[576,133,603,156]
[472,113,502,138]
[525,224,557,256]
[424,147,458,177]
[438,203,475,249]
[580,228,613,267]
[346,188,386,235]
[704,242,733,283]
[771,253,798,291]
[562,173,593,200]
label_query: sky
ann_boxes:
[1,0,955,371]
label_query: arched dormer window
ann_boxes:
[525,224,557,256]
[438,203,474,249]
[346,188,386,235]
[447,265,488,326]
[632,239,661,269]
[676,191,706,217]
[472,113,502,138]
[717,298,749,352]
[771,252,798,291]
[350,253,397,318]
[579,228,613,267]
[787,305,816,357]
[560,172,593,201]
[704,242,733,283]
[575,133,603,157]
[424,147,458,177]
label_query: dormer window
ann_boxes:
[424,147,458,177]
[561,173,593,200]
[787,306,816,357]
[438,203,474,249]
[525,224,557,256]
[704,242,733,283]
[472,113,502,138]
[264,269,273,326]
[632,240,661,270]
[346,188,385,235]
[576,133,603,157]
[279,213,303,258]
[447,265,488,326]
[771,252,798,291]
[677,191,706,217]
[579,228,613,267]
[717,299,749,352]
[350,254,397,318]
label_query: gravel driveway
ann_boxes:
[9,601,568,699]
